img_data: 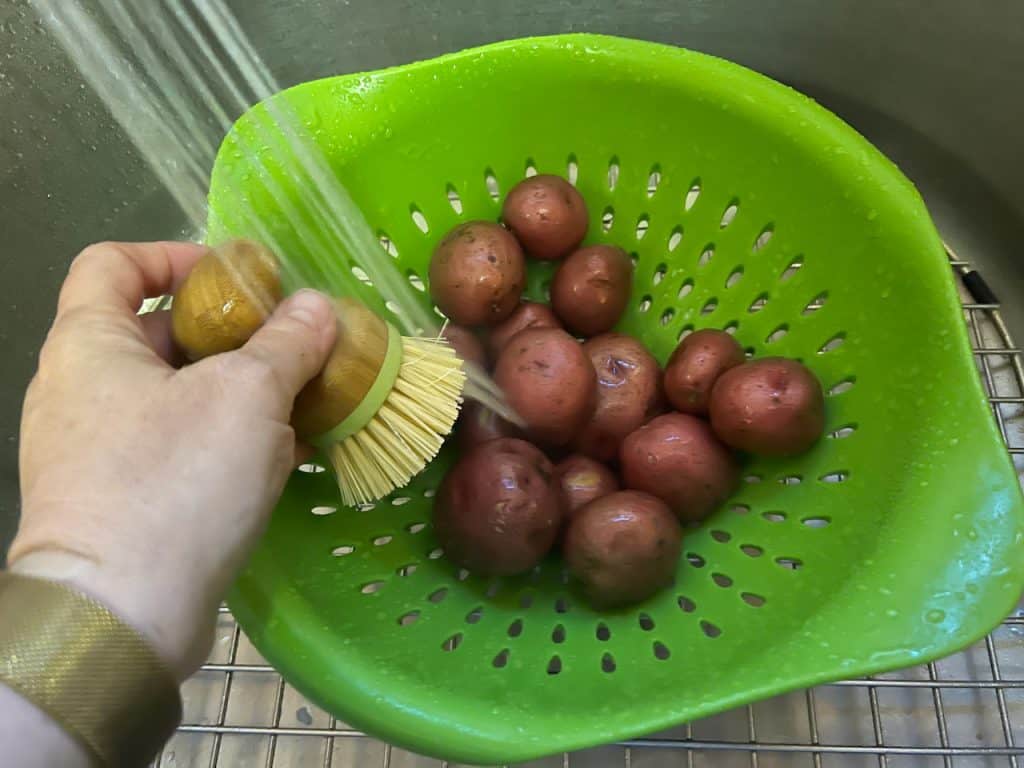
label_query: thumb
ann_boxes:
[227,289,337,411]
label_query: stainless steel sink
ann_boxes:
[2,1,1023,765]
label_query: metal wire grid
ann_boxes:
[157,250,1024,768]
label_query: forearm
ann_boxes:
[0,684,93,768]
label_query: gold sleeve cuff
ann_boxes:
[0,571,182,766]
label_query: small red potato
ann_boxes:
[620,413,740,523]
[550,245,633,337]
[502,174,588,260]
[553,454,620,518]
[429,221,525,326]
[709,357,825,456]
[486,301,562,362]
[564,491,682,608]
[434,438,561,576]
[663,329,745,416]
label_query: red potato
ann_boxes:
[434,438,561,576]
[493,328,597,446]
[486,301,562,362]
[429,221,525,326]
[457,401,522,449]
[573,333,663,462]
[502,175,588,260]
[709,357,825,456]
[441,324,487,370]
[564,491,682,608]
[553,454,620,518]
[550,245,633,337]
[663,329,745,415]
[620,413,740,523]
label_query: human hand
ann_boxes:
[8,241,337,680]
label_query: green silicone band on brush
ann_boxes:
[312,323,403,449]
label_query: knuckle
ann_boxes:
[220,349,290,400]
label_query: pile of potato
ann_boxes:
[428,175,824,609]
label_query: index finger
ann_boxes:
[56,240,209,318]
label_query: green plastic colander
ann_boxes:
[206,35,1024,765]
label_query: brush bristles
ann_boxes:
[327,336,465,507]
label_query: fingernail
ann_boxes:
[283,289,331,329]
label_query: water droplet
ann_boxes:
[925,609,945,623]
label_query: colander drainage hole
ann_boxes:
[712,572,733,588]
[775,557,804,572]
[635,214,650,240]
[596,622,611,641]
[710,529,731,543]
[427,547,444,560]
[442,633,463,652]
[378,233,399,259]
[406,270,425,292]
[686,553,706,568]
[567,155,579,185]
[685,181,701,211]
[829,425,857,439]
[653,641,672,659]
[652,262,667,286]
[723,321,739,335]
[601,206,615,232]
[740,544,764,558]
[802,516,831,528]
[780,256,803,281]
[398,611,419,626]
[485,580,503,598]
[465,606,484,624]
[638,295,652,313]
[552,624,566,644]
[742,592,766,607]
[677,325,695,342]
[678,279,694,300]
[701,297,719,316]
[519,592,535,609]
[647,166,661,197]
[555,597,570,614]
[753,226,774,251]
[720,201,739,228]
[726,267,744,289]
[406,521,427,534]
[766,325,789,344]
[763,511,786,523]
[638,613,655,631]
[332,545,354,557]
[397,563,418,577]
[700,621,722,639]
[749,293,770,313]
[373,535,393,546]
[298,463,326,474]
[828,377,856,396]
[446,183,463,214]
[410,206,429,234]
[607,157,620,191]
[428,588,448,604]
[351,265,372,285]
[779,474,803,485]
[602,653,617,673]
[819,333,846,354]
[744,474,763,484]
[698,245,715,268]
[361,581,385,595]
[456,568,471,582]
[311,505,336,516]
[820,471,849,484]
[524,158,538,177]
[668,226,684,252]
[803,291,828,315]
[422,488,436,498]
[547,656,563,675]
[660,308,675,326]
[507,619,523,638]
[493,648,510,668]
[484,168,500,201]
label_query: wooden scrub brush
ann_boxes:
[171,238,466,506]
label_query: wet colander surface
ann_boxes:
[206,35,1024,765]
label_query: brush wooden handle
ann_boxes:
[291,298,392,440]
[171,239,282,360]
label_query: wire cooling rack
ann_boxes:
[156,247,1024,768]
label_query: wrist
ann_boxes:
[7,547,213,681]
